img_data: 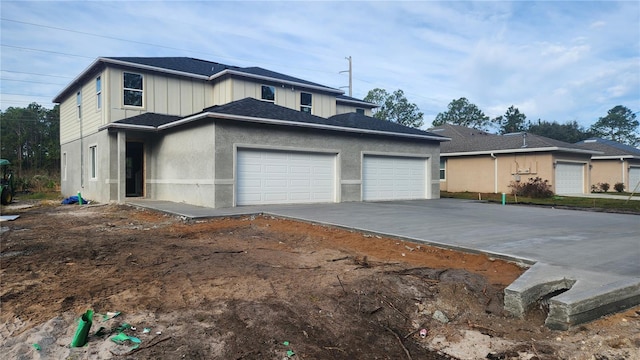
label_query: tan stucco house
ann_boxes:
[53,57,448,208]
[575,138,640,193]
[431,124,600,195]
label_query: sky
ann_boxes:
[1,0,639,131]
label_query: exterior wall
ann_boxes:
[229,78,337,117]
[212,120,441,208]
[442,152,557,194]
[59,70,105,145]
[591,159,640,191]
[60,130,112,203]
[106,67,211,122]
[144,122,216,207]
[336,104,373,116]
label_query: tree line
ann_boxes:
[365,89,639,147]
[0,103,60,178]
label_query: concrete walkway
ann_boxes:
[127,198,640,329]
[559,193,640,201]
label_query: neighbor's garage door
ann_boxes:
[236,149,335,205]
[629,167,640,192]
[362,155,426,201]
[555,162,584,194]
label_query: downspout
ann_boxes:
[621,158,625,186]
[491,153,498,193]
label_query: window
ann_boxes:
[76,91,82,119]
[62,152,67,181]
[123,72,143,107]
[261,85,275,102]
[439,158,446,180]
[300,92,312,113]
[96,76,102,110]
[356,108,365,115]
[90,145,97,179]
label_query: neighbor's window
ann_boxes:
[62,152,67,181]
[439,158,446,180]
[76,91,82,119]
[96,76,102,110]
[123,72,143,107]
[261,85,275,102]
[300,92,312,113]
[90,145,97,179]
[356,108,365,115]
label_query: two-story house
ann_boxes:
[53,57,448,207]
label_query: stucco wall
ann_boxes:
[591,159,640,191]
[60,130,112,203]
[145,122,216,207]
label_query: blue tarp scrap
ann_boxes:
[61,196,90,205]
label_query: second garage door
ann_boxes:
[629,167,640,192]
[363,155,426,201]
[555,162,584,194]
[236,149,336,205]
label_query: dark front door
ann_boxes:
[126,142,144,197]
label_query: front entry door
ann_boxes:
[126,142,144,197]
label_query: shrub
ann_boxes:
[509,177,554,198]
[614,182,625,193]
[599,182,610,192]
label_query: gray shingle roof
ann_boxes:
[105,57,337,91]
[431,124,595,154]
[113,112,181,127]
[575,138,640,157]
[109,98,448,140]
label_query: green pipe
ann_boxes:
[71,310,93,347]
[77,191,83,205]
[502,193,506,205]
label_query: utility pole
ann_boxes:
[339,56,352,97]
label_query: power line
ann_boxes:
[1,44,93,59]
[1,70,74,79]
[2,93,54,98]
[1,78,67,86]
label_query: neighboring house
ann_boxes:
[575,138,640,192]
[53,57,448,208]
[430,124,600,195]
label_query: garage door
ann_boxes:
[629,167,640,192]
[555,162,584,194]
[236,149,335,205]
[363,155,426,201]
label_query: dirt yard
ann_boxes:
[1,201,638,360]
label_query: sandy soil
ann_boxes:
[1,201,638,360]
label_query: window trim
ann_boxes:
[89,145,98,180]
[260,85,275,103]
[300,92,312,113]
[62,152,67,181]
[355,108,365,115]
[76,91,82,119]
[439,158,446,181]
[96,76,102,110]
[123,72,144,108]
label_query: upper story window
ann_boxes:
[439,158,446,180]
[96,76,102,110]
[261,85,275,102]
[123,72,143,107]
[356,108,365,115]
[300,92,312,113]
[76,91,82,119]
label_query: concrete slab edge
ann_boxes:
[546,279,640,330]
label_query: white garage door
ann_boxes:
[236,149,335,205]
[555,162,584,194]
[629,167,640,192]
[363,155,426,201]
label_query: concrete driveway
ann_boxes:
[128,198,640,329]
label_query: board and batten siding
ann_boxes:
[107,68,211,123]
[336,104,372,116]
[59,70,105,145]
[229,78,337,117]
